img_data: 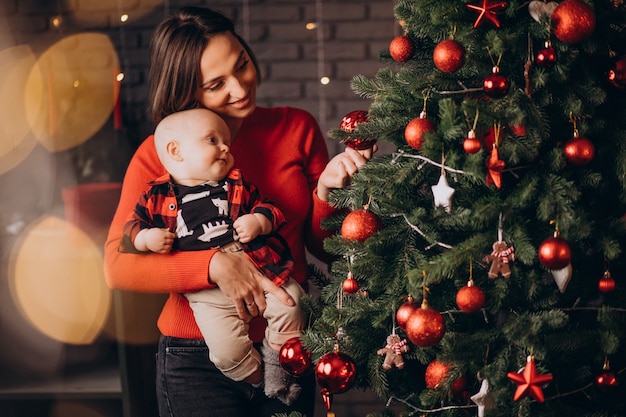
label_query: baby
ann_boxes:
[120,108,304,405]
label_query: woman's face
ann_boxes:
[197,32,257,123]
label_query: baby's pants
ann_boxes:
[185,278,305,381]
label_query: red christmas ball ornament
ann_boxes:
[608,56,626,89]
[396,295,420,330]
[342,271,360,294]
[405,111,435,150]
[596,371,619,391]
[315,350,357,410]
[405,301,446,347]
[456,280,485,313]
[564,133,595,167]
[433,39,466,73]
[536,41,557,68]
[341,207,383,242]
[483,66,510,98]
[551,0,596,44]
[339,110,376,150]
[598,271,616,293]
[463,129,482,154]
[511,124,526,137]
[425,360,467,395]
[538,231,571,270]
[279,337,313,376]
[389,35,415,62]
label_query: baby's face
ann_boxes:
[177,110,235,183]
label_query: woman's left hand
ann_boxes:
[316,145,377,201]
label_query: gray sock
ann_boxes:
[261,339,302,405]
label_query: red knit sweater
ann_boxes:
[104,107,336,340]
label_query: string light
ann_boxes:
[120,14,129,23]
[116,72,125,82]
[320,76,330,85]
[306,22,317,30]
[51,16,62,28]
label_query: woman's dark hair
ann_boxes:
[148,6,260,123]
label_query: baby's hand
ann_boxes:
[233,214,265,243]
[143,228,175,253]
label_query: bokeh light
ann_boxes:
[0,45,38,175]
[9,215,112,345]
[24,33,119,152]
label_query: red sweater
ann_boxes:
[104,107,336,340]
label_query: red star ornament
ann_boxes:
[467,0,507,28]
[486,146,505,188]
[507,356,553,402]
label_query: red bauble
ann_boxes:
[389,35,415,62]
[564,135,595,167]
[279,337,313,376]
[595,371,619,391]
[608,56,626,89]
[463,129,482,154]
[405,304,446,347]
[433,39,466,73]
[425,360,467,395]
[536,41,557,68]
[396,296,419,330]
[456,281,485,313]
[342,272,360,294]
[341,208,383,242]
[538,234,571,270]
[598,271,616,293]
[315,351,357,410]
[551,0,596,44]
[405,112,435,150]
[511,124,526,137]
[339,110,376,150]
[483,67,510,98]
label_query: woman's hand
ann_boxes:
[316,145,377,201]
[208,250,295,320]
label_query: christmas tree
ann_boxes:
[292,0,626,416]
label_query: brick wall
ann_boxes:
[2,0,398,154]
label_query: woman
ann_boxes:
[104,6,372,417]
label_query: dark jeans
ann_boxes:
[156,336,315,417]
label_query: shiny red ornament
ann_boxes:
[405,303,446,347]
[467,0,507,28]
[341,207,382,242]
[507,355,553,402]
[425,360,467,395]
[433,39,466,73]
[511,124,526,137]
[456,281,485,313]
[536,41,557,68]
[463,129,482,154]
[608,56,626,89]
[596,371,619,391]
[483,66,510,98]
[598,271,616,293]
[339,110,376,150]
[279,337,313,376]
[396,296,420,330]
[405,111,435,150]
[389,35,415,62]
[538,232,571,270]
[315,351,357,410]
[342,272,360,294]
[551,0,596,44]
[564,134,595,167]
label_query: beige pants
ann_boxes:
[185,277,305,382]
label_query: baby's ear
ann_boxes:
[165,140,183,161]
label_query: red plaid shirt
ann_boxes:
[120,169,293,286]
